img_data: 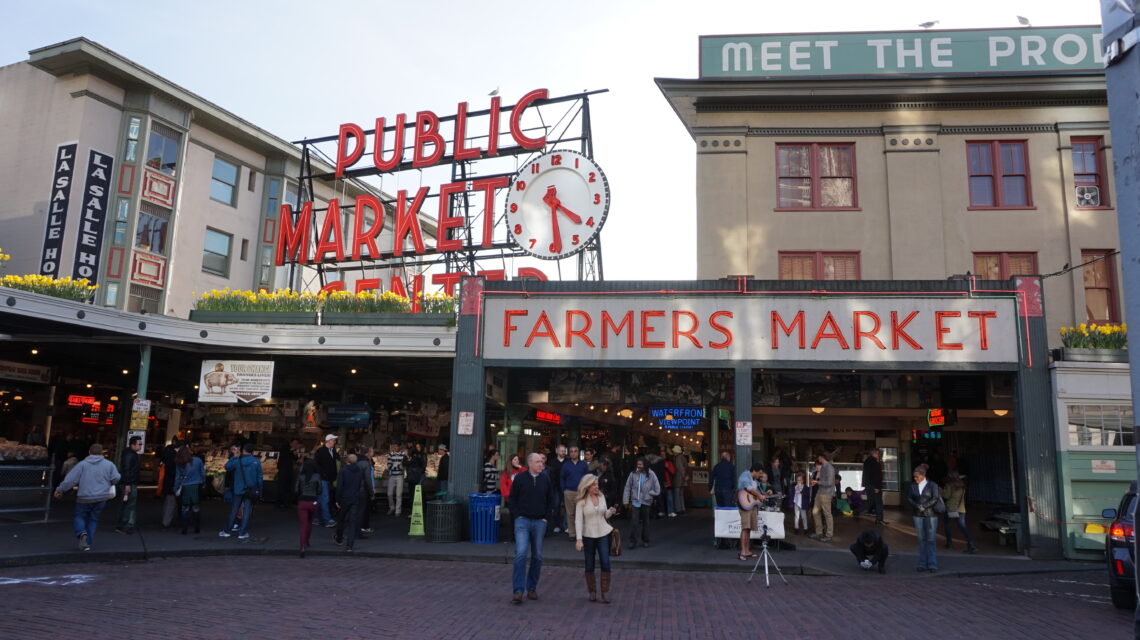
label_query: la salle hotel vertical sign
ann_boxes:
[71,149,115,283]
[39,143,78,277]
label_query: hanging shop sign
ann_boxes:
[483,296,1019,364]
[701,26,1102,79]
[535,410,562,424]
[276,89,611,290]
[326,403,372,429]
[39,143,78,278]
[0,360,51,385]
[650,405,706,430]
[198,360,275,404]
[70,149,115,284]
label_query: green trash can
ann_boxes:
[426,499,462,543]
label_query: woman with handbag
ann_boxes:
[941,471,977,554]
[296,458,322,557]
[906,464,943,572]
[575,474,617,603]
[174,446,205,535]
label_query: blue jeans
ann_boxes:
[512,516,547,594]
[318,480,332,523]
[913,516,938,569]
[225,495,253,536]
[583,535,611,573]
[943,512,976,548]
[73,500,107,545]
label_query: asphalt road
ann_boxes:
[0,557,1130,639]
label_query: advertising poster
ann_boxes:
[199,360,274,403]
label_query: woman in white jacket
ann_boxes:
[576,474,616,603]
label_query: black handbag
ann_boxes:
[240,457,262,501]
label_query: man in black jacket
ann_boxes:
[275,438,299,508]
[862,448,884,525]
[114,436,142,535]
[850,529,889,573]
[315,434,340,526]
[507,453,557,605]
[333,453,370,552]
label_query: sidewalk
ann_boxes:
[0,497,1099,578]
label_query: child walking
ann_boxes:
[791,471,810,535]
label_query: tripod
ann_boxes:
[746,525,788,587]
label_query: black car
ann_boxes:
[1100,481,1137,609]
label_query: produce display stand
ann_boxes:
[0,464,53,522]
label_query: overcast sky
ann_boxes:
[1,1,1102,281]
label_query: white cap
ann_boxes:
[324,434,338,442]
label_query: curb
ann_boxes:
[0,545,1103,579]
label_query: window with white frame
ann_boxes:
[1067,404,1134,447]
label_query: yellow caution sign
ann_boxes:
[408,483,425,536]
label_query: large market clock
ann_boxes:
[505,149,610,260]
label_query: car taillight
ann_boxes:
[1117,559,1127,576]
[1110,523,1134,542]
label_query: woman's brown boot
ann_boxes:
[600,572,611,604]
[585,572,597,601]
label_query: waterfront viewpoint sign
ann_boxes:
[701,26,1103,79]
[482,296,1019,364]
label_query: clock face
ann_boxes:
[505,149,610,260]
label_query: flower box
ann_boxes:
[189,310,318,325]
[321,312,454,327]
[1055,348,1129,363]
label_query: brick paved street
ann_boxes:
[0,557,1129,640]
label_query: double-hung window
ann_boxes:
[776,144,857,209]
[966,141,1031,208]
[779,252,860,280]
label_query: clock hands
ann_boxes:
[542,185,582,223]
[542,185,584,254]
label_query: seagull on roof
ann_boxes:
[1017,15,1031,26]
[488,87,499,97]
[918,20,939,29]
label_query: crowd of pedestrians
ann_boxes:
[46,433,984,590]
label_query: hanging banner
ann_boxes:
[0,359,51,384]
[39,143,78,278]
[198,360,275,403]
[71,149,115,283]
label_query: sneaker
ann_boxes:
[669,512,677,518]
[77,532,89,551]
[512,593,523,605]
[218,531,231,538]
[114,527,129,536]
[965,546,978,554]
[526,590,539,600]
[345,547,353,553]
[553,527,561,534]
[323,521,337,528]
[231,524,240,531]
[237,533,250,540]
[335,535,344,546]
[807,533,821,541]
[360,528,374,534]
[820,536,833,543]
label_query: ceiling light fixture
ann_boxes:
[811,407,826,414]
[992,409,1009,417]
